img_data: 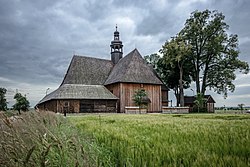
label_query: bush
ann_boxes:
[191,106,207,113]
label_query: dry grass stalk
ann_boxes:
[0,111,94,167]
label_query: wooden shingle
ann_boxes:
[61,55,114,85]
[105,49,163,85]
[38,84,118,104]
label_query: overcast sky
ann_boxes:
[0,0,250,107]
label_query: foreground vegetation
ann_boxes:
[0,111,96,167]
[1,112,249,166]
[70,114,250,167]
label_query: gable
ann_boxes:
[206,95,216,103]
[61,55,113,85]
[104,49,163,85]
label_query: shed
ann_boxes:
[184,95,216,113]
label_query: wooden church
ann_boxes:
[37,27,168,113]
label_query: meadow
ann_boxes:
[70,113,250,167]
[0,112,249,166]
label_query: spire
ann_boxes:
[110,25,123,64]
[113,25,120,40]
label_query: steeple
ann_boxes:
[110,25,123,64]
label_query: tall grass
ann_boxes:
[2,112,249,166]
[0,111,95,167]
[70,114,250,167]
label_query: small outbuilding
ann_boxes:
[184,95,216,113]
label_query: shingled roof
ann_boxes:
[38,49,164,105]
[38,84,118,104]
[104,49,163,85]
[184,95,216,104]
[61,55,113,85]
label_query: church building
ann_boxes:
[37,27,168,113]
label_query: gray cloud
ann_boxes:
[0,0,250,107]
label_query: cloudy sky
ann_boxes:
[0,0,250,107]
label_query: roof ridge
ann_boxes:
[62,84,107,87]
[104,48,163,85]
[62,55,114,85]
[60,56,75,86]
[123,49,142,77]
[104,50,134,85]
[73,55,112,62]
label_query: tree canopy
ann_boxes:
[13,93,30,114]
[194,93,206,113]
[133,89,150,113]
[145,9,249,106]
[145,51,192,106]
[180,9,249,97]
[160,36,193,106]
[0,88,8,111]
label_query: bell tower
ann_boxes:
[110,25,123,64]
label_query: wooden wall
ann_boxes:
[106,83,121,112]
[162,90,168,106]
[79,99,116,113]
[57,100,80,113]
[38,99,116,113]
[38,100,80,113]
[207,103,214,113]
[39,83,165,113]
[38,100,57,112]
[107,83,162,113]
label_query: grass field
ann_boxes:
[1,112,249,166]
[69,113,250,167]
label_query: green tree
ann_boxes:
[13,93,30,114]
[133,89,149,113]
[144,53,161,71]
[194,93,206,113]
[180,9,249,97]
[0,88,8,111]
[160,35,193,106]
[238,103,244,113]
[145,53,192,106]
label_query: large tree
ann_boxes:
[0,88,8,111]
[160,36,193,106]
[180,9,249,97]
[145,52,192,106]
[13,93,30,114]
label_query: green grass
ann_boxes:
[0,111,96,167]
[1,112,249,166]
[215,109,249,114]
[69,114,250,167]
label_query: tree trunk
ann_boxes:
[201,61,209,95]
[201,75,207,95]
[174,88,180,107]
[194,50,201,94]
[179,66,184,107]
[195,69,200,94]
